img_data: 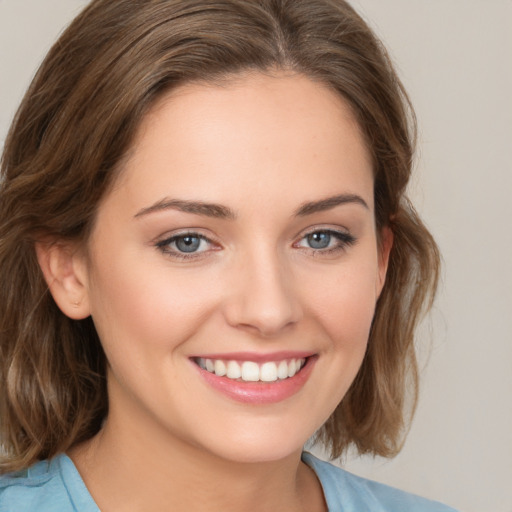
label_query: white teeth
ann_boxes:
[226,360,242,379]
[241,362,260,382]
[277,360,289,380]
[214,359,227,377]
[287,359,297,378]
[260,362,278,382]
[198,357,307,382]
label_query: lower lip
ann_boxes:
[194,356,317,405]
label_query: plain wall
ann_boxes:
[1,2,511,511]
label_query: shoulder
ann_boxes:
[302,452,459,512]
[0,454,99,512]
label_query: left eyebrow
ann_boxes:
[134,198,236,220]
[294,193,369,217]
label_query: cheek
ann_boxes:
[292,260,379,434]
[304,259,379,349]
[87,254,221,360]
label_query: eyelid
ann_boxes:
[292,226,357,252]
[154,229,221,260]
[293,224,353,242]
[154,227,220,244]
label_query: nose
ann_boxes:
[223,249,303,337]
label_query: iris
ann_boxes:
[307,231,331,249]
[175,235,201,253]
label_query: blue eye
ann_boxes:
[175,235,202,253]
[296,229,356,253]
[306,231,332,249]
[156,233,212,258]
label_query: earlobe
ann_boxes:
[376,226,393,298]
[35,240,91,320]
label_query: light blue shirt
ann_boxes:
[0,452,458,511]
[0,454,98,512]
[301,452,458,511]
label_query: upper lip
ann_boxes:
[189,351,315,363]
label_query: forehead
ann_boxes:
[109,71,374,215]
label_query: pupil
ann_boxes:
[308,232,330,249]
[176,236,200,253]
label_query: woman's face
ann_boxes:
[78,72,390,463]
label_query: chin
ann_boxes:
[215,440,304,465]
[193,418,314,465]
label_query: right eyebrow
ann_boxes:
[294,193,369,217]
[134,198,237,220]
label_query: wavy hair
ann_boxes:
[0,0,439,473]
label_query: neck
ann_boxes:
[69,415,325,512]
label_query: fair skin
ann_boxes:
[38,72,391,512]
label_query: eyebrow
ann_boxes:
[134,198,236,220]
[134,193,368,220]
[294,193,369,216]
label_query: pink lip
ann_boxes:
[192,354,317,405]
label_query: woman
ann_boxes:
[0,0,456,510]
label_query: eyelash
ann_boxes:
[155,232,215,260]
[294,229,357,256]
[155,228,357,261]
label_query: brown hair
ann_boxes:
[0,0,439,473]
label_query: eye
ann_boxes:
[295,229,356,254]
[174,234,203,253]
[305,231,332,249]
[155,232,215,259]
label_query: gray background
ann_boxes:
[1,1,511,511]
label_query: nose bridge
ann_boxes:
[224,242,302,336]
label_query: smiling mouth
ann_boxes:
[194,357,308,383]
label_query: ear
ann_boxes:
[376,226,393,299]
[35,240,91,320]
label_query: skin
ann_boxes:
[38,71,391,512]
